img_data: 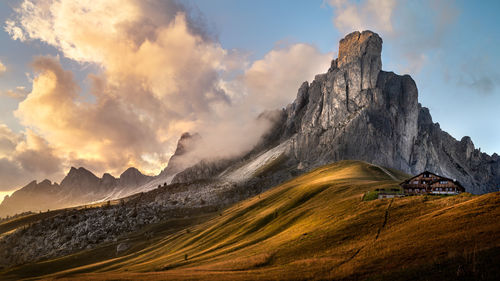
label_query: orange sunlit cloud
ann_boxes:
[1,0,331,191]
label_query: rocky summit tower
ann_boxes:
[172,31,500,194]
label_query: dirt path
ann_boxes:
[376,198,393,240]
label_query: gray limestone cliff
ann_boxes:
[173,30,499,194]
[272,30,499,194]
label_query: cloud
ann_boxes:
[15,55,176,176]
[0,158,26,191]
[0,60,6,75]
[14,129,63,175]
[240,44,332,111]
[173,43,333,165]
[5,0,232,178]
[0,124,20,156]
[2,86,29,100]
[3,0,334,184]
[456,56,500,95]
[4,19,25,41]
[466,76,495,94]
[328,0,459,75]
[329,0,396,35]
[0,124,63,191]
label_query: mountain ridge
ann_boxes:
[1,30,498,217]
[0,166,154,217]
[170,30,499,195]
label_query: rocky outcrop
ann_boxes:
[171,30,499,194]
[159,132,201,179]
[269,30,498,194]
[336,30,382,91]
[409,108,500,193]
[0,178,252,268]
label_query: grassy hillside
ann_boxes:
[2,160,499,280]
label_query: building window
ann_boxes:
[413,180,419,184]
[440,180,448,184]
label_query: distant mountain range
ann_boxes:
[0,166,154,217]
[1,30,498,218]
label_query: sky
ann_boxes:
[0,0,499,200]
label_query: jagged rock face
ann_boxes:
[409,108,500,193]
[273,30,497,194]
[283,68,419,170]
[60,167,101,197]
[171,30,499,194]
[275,31,417,174]
[337,30,382,91]
[160,132,201,178]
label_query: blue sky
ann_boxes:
[0,0,498,196]
[192,0,500,154]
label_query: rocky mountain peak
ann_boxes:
[60,167,100,189]
[159,132,201,178]
[66,167,96,178]
[329,30,383,93]
[174,132,201,156]
[120,167,141,178]
[39,179,52,186]
[172,30,498,194]
[337,31,382,68]
[102,173,115,180]
[2,166,154,218]
[118,167,152,187]
[23,180,38,191]
[101,173,116,186]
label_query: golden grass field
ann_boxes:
[1,160,499,280]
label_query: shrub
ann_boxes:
[363,191,379,201]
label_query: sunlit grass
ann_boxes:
[1,160,499,280]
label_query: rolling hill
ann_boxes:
[1,160,499,280]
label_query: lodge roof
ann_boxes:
[399,171,465,191]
